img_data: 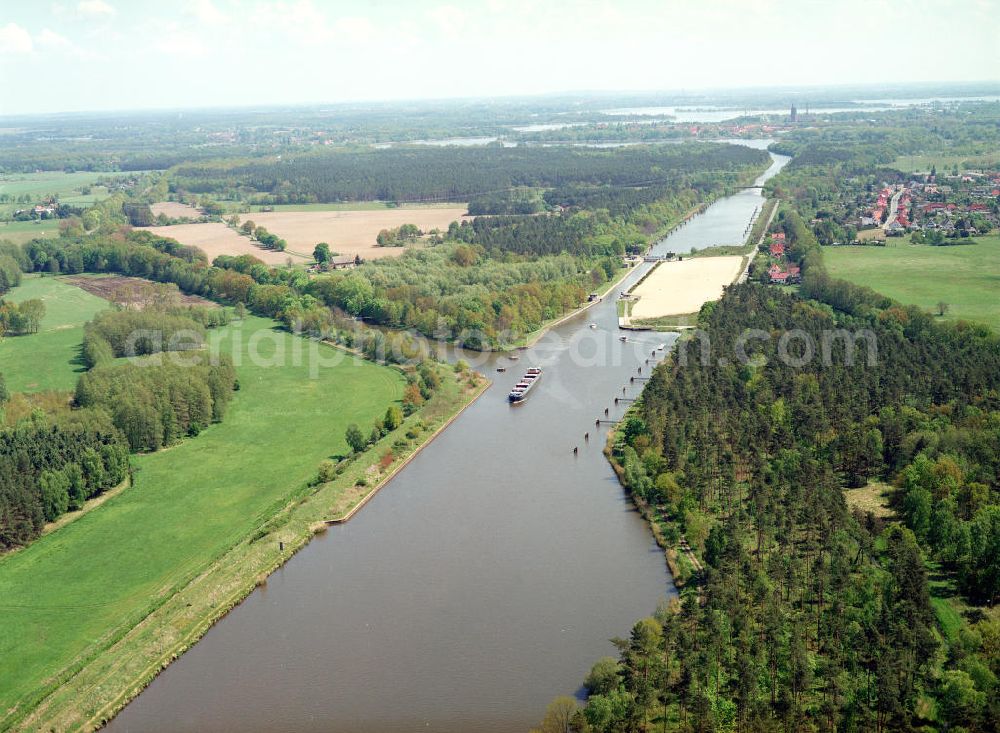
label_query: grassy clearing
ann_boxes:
[891,152,1000,173]
[746,196,778,246]
[631,312,699,331]
[0,171,106,199]
[926,560,970,644]
[0,219,64,245]
[59,186,110,207]
[0,275,111,392]
[823,236,1000,330]
[856,227,886,242]
[844,481,895,519]
[0,316,413,729]
[689,244,751,258]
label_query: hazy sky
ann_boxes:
[1,0,998,115]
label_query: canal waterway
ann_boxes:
[105,143,789,733]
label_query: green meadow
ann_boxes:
[0,219,64,245]
[890,152,1000,173]
[0,171,110,219]
[0,171,106,198]
[0,275,111,392]
[823,236,1000,330]
[0,315,403,724]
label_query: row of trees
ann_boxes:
[251,226,287,251]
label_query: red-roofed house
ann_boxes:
[770,241,785,257]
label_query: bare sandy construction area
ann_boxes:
[629,256,744,318]
[141,206,468,266]
[150,202,203,218]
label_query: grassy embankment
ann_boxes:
[0,275,111,392]
[823,235,1000,330]
[687,196,779,260]
[0,313,486,732]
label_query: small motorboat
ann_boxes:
[589,323,597,329]
[496,366,506,372]
[619,336,628,342]
[509,355,520,360]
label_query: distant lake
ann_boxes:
[601,95,1000,123]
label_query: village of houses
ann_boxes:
[855,168,1000,242]
[760,166,1000,285]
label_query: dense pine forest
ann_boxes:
[549,191,1000,731]
[565,276,1000,732]
[169,143,767,205]
[0,409,130,548]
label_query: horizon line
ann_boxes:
[3,79,999,121]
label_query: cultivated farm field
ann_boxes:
[144,206,468,265]
[249,206,468,259]
[823,236,1000,330]
[139,222,310,265]
[0,275,110,392]
[0,316,404,727]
